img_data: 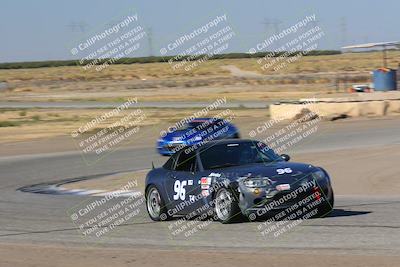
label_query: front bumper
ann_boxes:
[237,177,332,216]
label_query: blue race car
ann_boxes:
[146,139,334,224]
[156,117,240,156]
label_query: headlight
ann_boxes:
[243,178,270,188]
[312,170,326,180]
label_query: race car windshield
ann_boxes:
[200,141,282,170]
[176,119,220,131]
[187,119,217,129]
[176,121,208,130]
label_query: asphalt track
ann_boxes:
[0,119,399,257]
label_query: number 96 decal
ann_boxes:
[173,180,187,200]
[276,168,292,174]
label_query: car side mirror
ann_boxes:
[281,154,290,161]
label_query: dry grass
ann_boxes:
[0,108,270,143]
[1,51,398,83]
[1,83,340,103]
[0,51,396,103]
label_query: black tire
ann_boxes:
[316,191,334,218]
[214,187,242,224]
[145,185,171,221]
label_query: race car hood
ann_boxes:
[211,161,316,185]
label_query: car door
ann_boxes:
[165,149,198,215]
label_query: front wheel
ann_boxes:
[316,191,334,218]
[214,188,242,224]
[146,185,171,221]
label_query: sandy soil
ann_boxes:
[0,108,271,144]
[4,51,398,103]
[294,145,400,195]
[0,243,399,267]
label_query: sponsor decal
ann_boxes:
[276,184,291,191]
[312,186,321,200]
[200,177,211,189]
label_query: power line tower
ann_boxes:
[261,18,273,40]
[311,19,320,28]
[67,21,88,33]
[105,20,118,29]
[272,19,283,36]
[262,18,283,50]
[340,16,347,46]
[147,27,154,57]
[264,18,283,36]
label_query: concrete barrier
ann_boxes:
[270,100,400,120]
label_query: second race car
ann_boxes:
[156,117,240,156]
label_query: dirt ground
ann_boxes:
[3,51,398,103]
[0,108,271,144]
[0,243,399,267]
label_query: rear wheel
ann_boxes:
[146,185,171,221]
[214,188,242,224]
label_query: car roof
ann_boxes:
[191,139,256,151]
[188,117,221,122]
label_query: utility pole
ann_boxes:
[67,21,88,33]
[262,18,283,50]
[147,27,154,57]
[340,16,347,47]
[382,44,387,68]
[262,18,273,41]
[311,19,320,28]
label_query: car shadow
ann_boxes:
[235,208,371,224]
[169,209,371,224]
[323,208,371,218]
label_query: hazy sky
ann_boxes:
[1,0,399,62]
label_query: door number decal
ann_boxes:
[173,180,190,200]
